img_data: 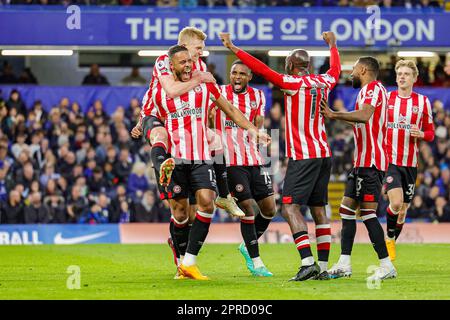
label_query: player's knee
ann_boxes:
[150,127,168,145]
[197,195,215,214]
[390,200,403,213]
[171,201,188,221]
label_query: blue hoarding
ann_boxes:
[0,6,449,48]
[0,224,120,245]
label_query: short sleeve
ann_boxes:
[363,83,382,109]
[154,55,172,78]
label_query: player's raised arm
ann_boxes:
[219,32,295,90]
[159,70,216,99]
[321,31,341,89]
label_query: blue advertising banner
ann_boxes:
[0,224,120,245]
[0,6,449,48]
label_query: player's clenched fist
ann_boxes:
[322,31,336,47]
[219,32,233,49]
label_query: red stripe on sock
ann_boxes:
[196,213,211,224]
[396,223,404,229]
[315,228,331,237]
[360,209,376,216]
[387,206,396,216]
[240,219,255,224]
[317,243,331,250]
[339,207,355,215]
[297,243,311,250]
[294,235,309,244]
[152,142,167,151]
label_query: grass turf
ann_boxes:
[0,243,449,300]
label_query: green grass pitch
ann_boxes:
[0,243,449,300]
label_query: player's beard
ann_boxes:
[233,83,247,94]
[352,75,362,89]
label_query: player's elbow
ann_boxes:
[164,89,178,99]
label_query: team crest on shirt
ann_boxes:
[365,89,374,98]
[235,184,244,192]
[250,101,257,110]
[386,176,393,184]
[173,185,182,193]
[194,86,202,93]
[412,106,419,114]
[156,60,168,72]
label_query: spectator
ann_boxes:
[18,67,38,84]
[66,185,89,223]
[82,64,110,86]
[87,166,110,194]
[44,194,66,223]
[127,162,150,199]
[78,193,110,224]
[114,148,132,184]
[6,89,27,117]
[408,195,432,220]
[132,190,163,222]
[432,196,450,222]
[0,190,24,224]
[110,184,133,222]
[24,192,50,224]
[120,66,147,86]
[0,62,18,84]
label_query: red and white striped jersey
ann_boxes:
[281,75,336,160]
[214,84,266,167]
[140,54,207,119]
[386,90,434,167]
[152,81,221,161]
[235,46,341,161]
[352,80,389,171]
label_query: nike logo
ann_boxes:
[54,232,109,245]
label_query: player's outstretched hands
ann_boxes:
[320,99,334,119]
[219,33,234,50]
[322,31,336,47]
[192,70,216,84]
[131,123,143,139]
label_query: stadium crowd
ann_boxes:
[0,0,446,8]
[0,80,449,224]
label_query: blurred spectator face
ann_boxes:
[65,152,76,165]
[31,134,40,145]
[31,192,42,206]
[87,159,96,170]
[119,149,129,162]
[432,100,444,112]
[18,150,30,163]
[73,164,83,177]
[40,138,49,150]
[60,98,69,109]
[117,185,126,197]
[0,169,6,180]
[0,105,7,118]
[107,147,116,160]
[98,193,109,207]
[94,100,103,112]
[435,197,447,212]
[412,195,423,208]
[24,163,34,180]
[59,145,69,158]
[9,190,21,204]
[15,184,24,195]
[93,116,104,127]
[429,186,440,199]
[16,133,27,144]
[71,185,81,199]
[9,107,17,118]
[90,64,100,76]
[86,148,96,161]
[47,179,57,194]
[75,176,86,187]
[71,102,81,113]
[50,109,61,123]
[114,107,125,121]
[270,102,282,122]
[144,190,155,205]
[130,98,139,109]
[58,177,67,191]
[30,180,40,193]
[93,168,103,180]
[11,91,19,102]
[134,162,146,177]
[431,165,440,178]
[45,164,54,175]
[118,128,130,143]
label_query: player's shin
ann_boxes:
[315,224,331,272]
[255,212,273,239]
[240,215,261,262]
[172,217,191,260]
[184,210,214,266]
[360,209,390,261]
[386,205,400,240]
[339,204,357,264]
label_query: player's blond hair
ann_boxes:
[178,27,207,44]
[395,60,419,78]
